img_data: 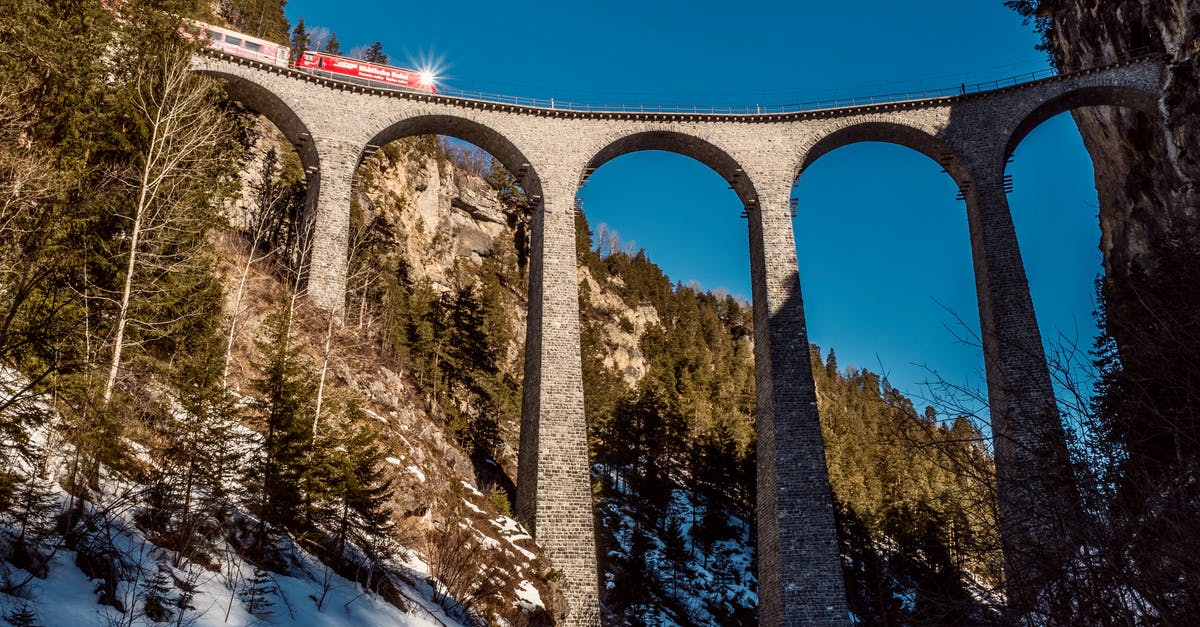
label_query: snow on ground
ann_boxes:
[0,459,468,627]
[513,580,542,611]
[1,542,458,627]
[599,475,758,625]
[0,370,469,627]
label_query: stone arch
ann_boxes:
[193,68,320,173]
[1004,84,1158,159]
[582,130,759,208]
[797,120,971,188]
[363,115,544,199]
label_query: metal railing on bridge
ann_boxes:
[221,48,1158,115]
[432,67,1064,114]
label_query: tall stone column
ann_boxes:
[516,183,599,626]
[305,142,358,315]
[964,161,1081,617]
[748,182,848,627]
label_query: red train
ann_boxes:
[296,51,437,93]
[191,20,437,94]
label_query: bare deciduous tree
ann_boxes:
[103,47,229,403]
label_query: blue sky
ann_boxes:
[283,1,1102,412]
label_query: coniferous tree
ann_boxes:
[289,18,310,62]
[217,0,289,41]
[3,604,39,627]
[323,33,342,55]
[360,41,388,64]
[662,513,689,596]
[240,565,275,618]
[250,304,315,539]
[142,566,175,623]
[323,409,394,570]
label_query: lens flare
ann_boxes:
[409,50,448,90]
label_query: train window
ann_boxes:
[244,41,262,52]
[226,35,242,46]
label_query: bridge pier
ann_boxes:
[305,143,358,315]
[748,184,849,627]
[516,186,600,626]
[964,164,1081,617]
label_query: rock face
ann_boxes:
[1036,3,1200,620]
[1043,0,1200,274]
[360,144,516,288]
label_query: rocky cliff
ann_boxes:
[1038,0,1199,274]
[1018,1,1200,620]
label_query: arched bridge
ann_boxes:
[192,51,1166,626]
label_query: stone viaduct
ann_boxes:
[192,50,1167,625]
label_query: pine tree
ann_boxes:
[360,41,388,64]
[325,410,394,569]
[142,566,175,623]
[217,0,289,41]
[3,604,39,627]
[250,304,315,537]
[9,465,59,549]
[323,33,342,55]
[289,18,309,62]
[0,0,122,449]
[662,513,689,597]
[240,565,275,619]
[155,329,245,565]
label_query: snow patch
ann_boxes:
[513,580,542,611]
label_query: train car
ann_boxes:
[295,51,437,93]
[187,20,290,68]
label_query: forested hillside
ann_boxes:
[573,223,1001,624]
[0,2,556,625]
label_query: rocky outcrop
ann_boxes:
[1040,0,1200,275]
[360,146,516,287]
[578,267,657,384]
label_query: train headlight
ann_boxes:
[418,70,436,86]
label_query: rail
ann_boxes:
[433,68,1065,114]
[213,48,1160,116]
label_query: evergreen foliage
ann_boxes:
[351,144,524,480]
[323,33,342,55]
[289,18,310,63]
[250,304,315,537]
[141,566,175,623]
[5,2,1172,617]
[2,604,39,627]
[216,0,289,42]
[360,42,388,65]
[575,209,1000,623]
[240,565,276,618]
